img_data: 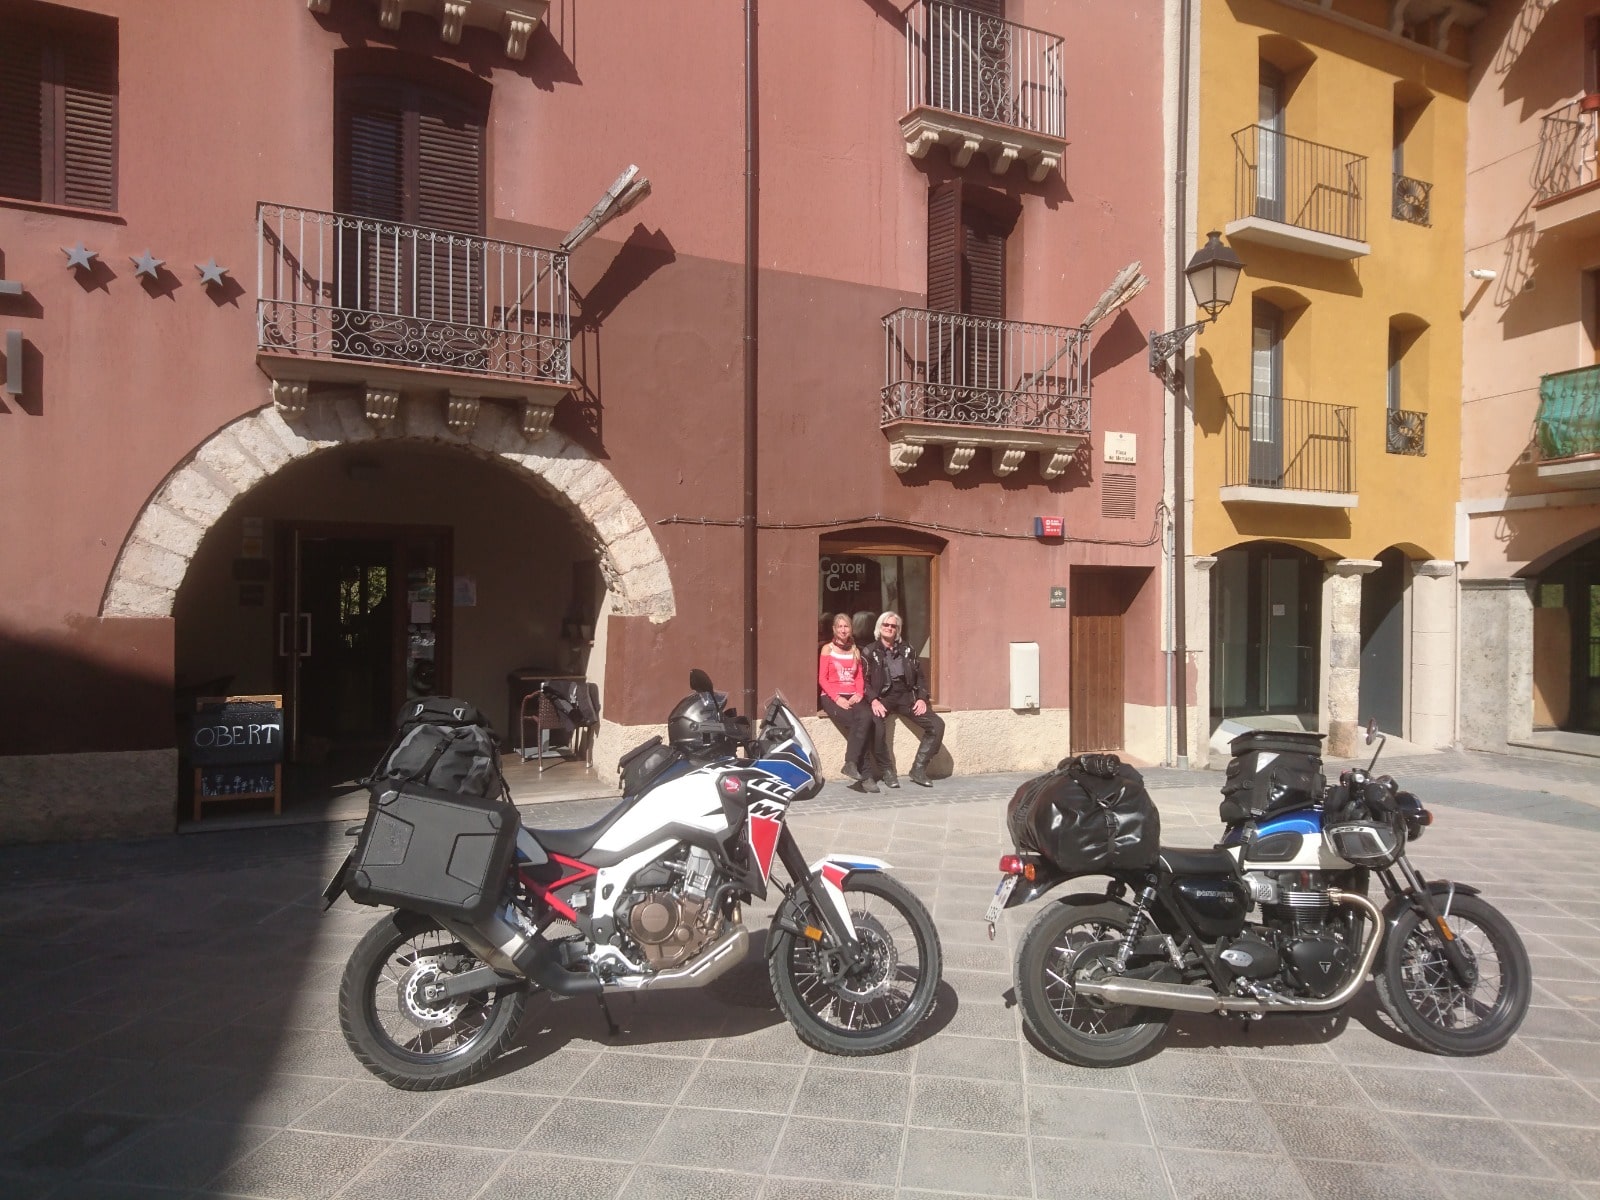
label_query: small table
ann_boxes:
[506,668,584,756]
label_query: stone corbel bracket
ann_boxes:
[899,109,1066,184]
[446,391,480,433]
[521,398,557,439]
[314,0,550,59]
[886,423,1088,480]
[271,379,310,418]
[364,385,401,425]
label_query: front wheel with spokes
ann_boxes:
[1016,898,1172,1067]
[768,871,941,1056]
[1374,892,1530,1055]
[338,909,528,1090]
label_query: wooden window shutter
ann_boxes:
[0,27,43,203]
[338,102,405,222]
[56,37,116,210]
[927,179,962,313]
[964,210,1005,320]
[415,107,484,235]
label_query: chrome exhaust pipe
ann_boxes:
[1076,890,1384,1015]
[603,925,751,993]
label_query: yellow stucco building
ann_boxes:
[1184,0,1476,755]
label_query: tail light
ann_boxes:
[998,855,1036,880]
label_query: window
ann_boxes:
[0,3,117,211]
[819,534,941,702]
[1387,327,1402,413]
[927,179,1017,319]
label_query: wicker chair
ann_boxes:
[519,689,596,776]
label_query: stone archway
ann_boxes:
[101,398,675,622]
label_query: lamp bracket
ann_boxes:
[1148,317,1212,383]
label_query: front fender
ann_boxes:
[767,854,891,951]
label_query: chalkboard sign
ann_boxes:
[190,695,283,820]
[191,697,285,765]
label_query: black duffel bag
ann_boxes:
[1006,753,1160,874]
[365,695,507,800]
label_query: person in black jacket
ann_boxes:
[862,610,945,787]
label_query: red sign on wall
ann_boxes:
[1033,516,1064,539]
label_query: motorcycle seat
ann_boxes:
[1158,846,1239,877]
[527,796,635,859]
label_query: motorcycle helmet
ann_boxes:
[667,690,736,759]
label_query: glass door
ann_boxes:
[1256,64,1286,222]
[1250,300,1284,487]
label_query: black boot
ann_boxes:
[909,743,936,787]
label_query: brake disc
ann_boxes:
[396,954,469,1029]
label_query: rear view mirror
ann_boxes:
[1365,717,1378,745]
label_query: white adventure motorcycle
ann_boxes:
[324,669,942,1089]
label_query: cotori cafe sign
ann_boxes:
[820,555,882,600]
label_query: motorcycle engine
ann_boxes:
[1239,872,1356,999]
[615,845,725,970]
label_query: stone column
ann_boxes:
[1186,556,1218,767]
[1409,560,1456,749]
[1458,577,1535,752]
[1321,559,1380,757]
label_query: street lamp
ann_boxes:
[1149,230,1244,383]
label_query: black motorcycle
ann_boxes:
[990,723,1531,1066]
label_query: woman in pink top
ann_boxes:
[819,613,880,792]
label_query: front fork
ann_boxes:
[769,826,883,964]
[1389,859,1478,988]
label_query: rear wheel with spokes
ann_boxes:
[339,909,528,1090]
[768,872,941,1056]
[1016,898,1171,1067]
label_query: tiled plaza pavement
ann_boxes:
[4,751,1600,1198]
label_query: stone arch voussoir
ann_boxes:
[101,401,675,622]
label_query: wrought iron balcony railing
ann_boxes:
[1534,99,1599,203]
[882,307,1090,435]
[904,0,1064,140]
[1233,126,1367,244]
[256,202,571,387]
[1392,174,1432,226]
[1537,365,1600,461]
[1223,394,1356,494]
[1386,408,1427,456]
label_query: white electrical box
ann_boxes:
[1009,642,1040,710]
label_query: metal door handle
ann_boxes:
[299,614,312,658]
[278,612,291,657]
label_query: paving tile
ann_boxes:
[1349,1065,1494,1117]
[645,1106,783,1173]
[1296,1159,1444,1200]
[208,1071,349,1128]
[1526,1039,1600,1080]
[1145,1096,1284,1155]
[28,1182,193,1200]
[791,1065,911,1123]
[1025,1084,1149,1143]
[207,1129,386,1198]
[910,1076,1024,1135]
[760,1178,894,1200]
[519,1097,669,1160]
[1264,1103,1417,1164]
[1030,1137,1170,1200]
[623,1164,764,1199]
[1161,1147,1310,1200]
[336,1141,505,1200]
[706,1023,814,1066]
[1021,1056,1136,1091]
[1133,1050,1252,1100]
[915,1033,1022,1082]
[1430,1170,1586,1200]
[899,1128,1030,1197]
[1469,1074,1600,1126]
[288,1079,442,1138]
[1518,1006,1600,1042]
[568,1050,699,1103]
[1397,1113,1561,1177]
[677,1057,804,1114]
[768,1116,904,1185]
[1233,1058,1364,1107]
[81,1118,274,1189]
[1517,1123,1600,1181]
[405,1089,554,1150]
[475,1152,630,1200]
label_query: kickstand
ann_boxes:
[595,992,620,1037]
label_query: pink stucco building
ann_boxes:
[0,0,1172,840]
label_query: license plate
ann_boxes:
[983,874,1018,926]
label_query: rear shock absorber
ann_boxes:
[1115,886,1159,973]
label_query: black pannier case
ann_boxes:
[1219,729,1325,825]
[346,782,520,923]
[1006,755,1160,874]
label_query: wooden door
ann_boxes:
[1070,571,1128,753]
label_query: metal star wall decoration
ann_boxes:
[62,242,97,271]
[196,258,229,287]
[130,250,164,279]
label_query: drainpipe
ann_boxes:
[743,0,760,717]
[1172,0,1193,768]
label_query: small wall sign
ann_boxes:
[1104,432,1137,464]
[1034,516,1064,539]
[1050,586,1067,608]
